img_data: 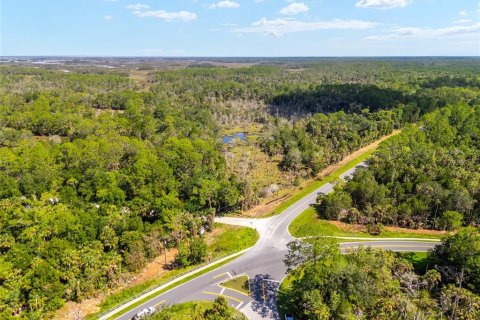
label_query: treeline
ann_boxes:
[282,227,480,319]
[317,103,480,229]
[260,109,399,175]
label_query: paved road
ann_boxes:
[113,164,438,320]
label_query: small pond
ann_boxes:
[223,132,247,144]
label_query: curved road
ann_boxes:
[112,164,437,320]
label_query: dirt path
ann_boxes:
[240,131,401,218]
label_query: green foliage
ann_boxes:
[175,238,208,267]
[316,189,352,220]
[220,276,250,295]
[438,211,463,231]
[282,234,480,320]
[1,59,479,318]
[316,103,480,230]
[430,227,480,294]
[0,68,243,318]
[282,239,440,319]
[203,297,232,320]
[149,299,246,320]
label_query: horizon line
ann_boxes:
[2,55,480,59]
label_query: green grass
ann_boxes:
[277,252,431,318]
[220,275,250,295]
[269,148,376,217]
[149,301,245,319]
[289,207,444,241]
[90,224,258,319]
[276,273,296,320]
[396,252,430,274]
[208,223,259,259]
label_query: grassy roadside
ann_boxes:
[89,225,258,319]
[277,273,295,320]
[269,148,376,217]
[149,301,245,319]
[101,256,241,320]
[290,207,445,241]
[207,224,258,259]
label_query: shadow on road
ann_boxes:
[249,274,280,319]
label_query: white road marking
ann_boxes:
[236,302,243,309]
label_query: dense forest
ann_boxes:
[0,58,479,318]
[282,227,480,320]
[317,103,480,230]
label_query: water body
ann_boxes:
[223,132,247,144]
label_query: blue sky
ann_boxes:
[1,0,479,56]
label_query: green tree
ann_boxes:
[204,296,231,319]
[438,211,463,231]
[430,227,480,294]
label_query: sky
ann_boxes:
[1,0,479,56]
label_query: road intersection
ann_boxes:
[106,163,438,320]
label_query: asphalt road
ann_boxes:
[113,163,438,320]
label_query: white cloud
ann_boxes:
[126,3,197,22]
[103,15,113,20]
[280,3,309,15]
[454,19,472,24]
[126,3,149,12]
[365,23,480,40]
[459,10,467,16]
[236,18,377,37]
[208,1,240,9]
[356,0,411,9]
